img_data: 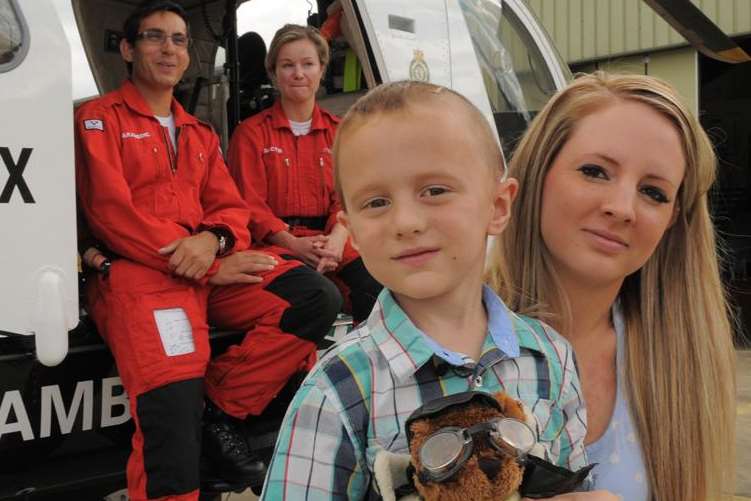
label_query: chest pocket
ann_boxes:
[490,354,565,444]
[121,136,170,184]
[175,135,209,220]
[261,151,289,210]
[176,134,208,185]
[525,397,567,443]
[320,149,335,204]
[120,135,171,218]
[297,146,334,215]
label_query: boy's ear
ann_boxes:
[336,210,359,251]
[487,177,518,236]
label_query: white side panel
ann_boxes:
[0,1,78,340]
[355,0,498,141]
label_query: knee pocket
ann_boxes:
[265,265,343,342]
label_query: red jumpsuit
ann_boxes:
[228,101,381,322]
[76,81,340,500]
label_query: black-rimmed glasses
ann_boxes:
[135,29,191,48]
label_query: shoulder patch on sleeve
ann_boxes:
[83,119,104,131]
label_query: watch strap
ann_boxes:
[205,227,234,256]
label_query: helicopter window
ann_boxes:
[0,0,28,72]
[235,0,319,121]
[459,0,557,157]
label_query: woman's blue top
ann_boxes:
[585,307,649,501]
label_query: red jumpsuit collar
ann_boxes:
[268,100,334,132]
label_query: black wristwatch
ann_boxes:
[206,227,234,256]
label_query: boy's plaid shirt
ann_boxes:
[262,287,587,500]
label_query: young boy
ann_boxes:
[261,81,587,500]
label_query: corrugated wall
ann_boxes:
[526,0,751,63]
[575,47,699,112]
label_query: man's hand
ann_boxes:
[82,246,109,271]
[208,251,278,285]
[159,231,219,280]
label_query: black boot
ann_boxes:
[245,371,307,466]
[202,400,267,486]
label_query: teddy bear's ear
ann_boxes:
[407,419,434,450]
[494,392,526,421]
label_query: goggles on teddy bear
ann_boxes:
[405,391,596,498]
[406,391,534,483]
[415,416,535,483]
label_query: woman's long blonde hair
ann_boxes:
[488,72,736,501]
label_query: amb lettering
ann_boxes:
[0,377,130,441]
[0,146,35,203]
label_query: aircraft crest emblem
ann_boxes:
[409,49,430,82]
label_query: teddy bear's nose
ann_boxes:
[478,457,503,481]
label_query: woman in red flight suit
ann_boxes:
[228,24,381,323]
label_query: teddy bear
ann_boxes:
[373,391,594,501]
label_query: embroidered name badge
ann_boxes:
[121,131,151,140]
[263,146,284,154]
[83,119,104,131]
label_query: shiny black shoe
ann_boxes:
[201,403,267,487]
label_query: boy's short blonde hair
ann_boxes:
[333,81,504,208]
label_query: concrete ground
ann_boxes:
[227,350,751,500]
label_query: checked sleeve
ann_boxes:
[262,376,370,501]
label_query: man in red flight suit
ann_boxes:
[75,2,341,500]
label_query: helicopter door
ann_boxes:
[456,0,570,156]
[0,0,78,365]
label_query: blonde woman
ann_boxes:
[490,72,736,501]
[228,24,381,323]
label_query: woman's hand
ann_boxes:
[315,224,348,273]
[522,491,619,501]
[208,251,278,285]
[270,230,336,267]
